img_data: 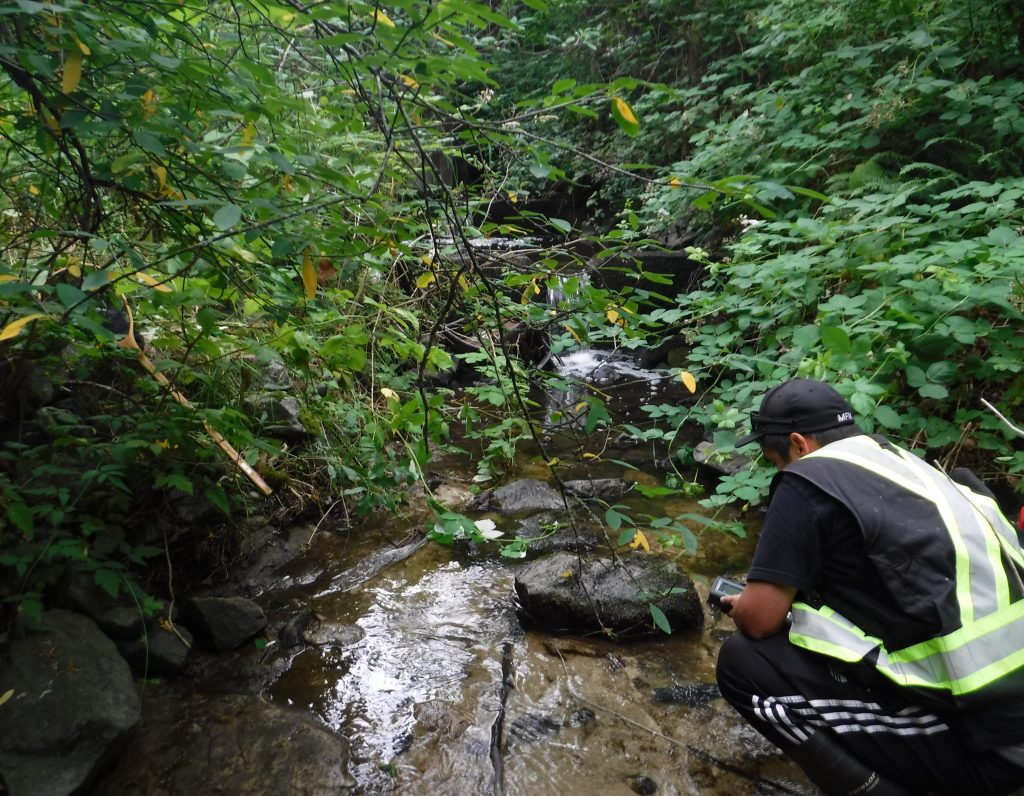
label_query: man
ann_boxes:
[715,378,1024,796]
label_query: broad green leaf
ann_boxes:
[213,204,242,231]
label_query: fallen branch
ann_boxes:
[117,299,273,496]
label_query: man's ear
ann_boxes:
[789,432,818,457]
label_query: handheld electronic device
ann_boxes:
[708,576,744,611]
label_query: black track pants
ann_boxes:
[716,633,1024,796]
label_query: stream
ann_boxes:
[98,350,816,795]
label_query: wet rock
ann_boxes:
[0,610,141,796]
[651,682,722,707]
[184,595,267,652]
[626,773,659,795]
[320,534,428,594]
[471,478,566,516]
[277,609,317,649]
[118,620,193,678]
[693,441,752,476]
[513,552,704,639]
[568,707,597,727]
[92,693,356,795]
[563,477,634,501]
[301,620,365,647]
[508,714,562,744]
[514,512,599,558]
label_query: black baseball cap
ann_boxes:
[735,379,856,447]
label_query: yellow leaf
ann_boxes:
[380,387,398,399]
[606,308,621,326]
[416,271,436,289]
[680,371,697,394]
[545,457,559,467]
[630,529,651,552]
[562,323,581,343]
[62,49,83,94]
[457,274,470,292]
[67,258,82,278]
[135,271,172,292]
[400,74,419,90]
[28,185,39,196]
[507,191,518,203]
[0,313,49,342]
[668,177,682,188]
[612,96,638,126]
[582,452,600,460]
[153,165,167,191]
[75,38,91,56]
[242,121,256,146]
[0,688,13,707]
[432,31,455,47]
[301,248,317,300]
[420,254,433,266]
[373,9,395,27]
[0,275,18,283]
[559,569,574,578]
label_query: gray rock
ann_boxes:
[253,395,313,441]
[513,552,704,639]
[319,534,428,595]
[118,620,193,678]
[514,512,599,558]
[92,694,355,795]
[301,621,365,648]
[53,569,144,640]
[473,479,567,516]
[693,441,752,476]
[185,596,267,652]
[562,478,635,501]
[0,610,141,796]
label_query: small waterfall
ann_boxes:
[541,270,667,435]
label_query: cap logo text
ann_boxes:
[837,412,853,422]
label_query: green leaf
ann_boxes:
[605,507,623,530]
[7,502,34,537]
[94,568,121,599]
[820,324,850,354]
[213,204,243,231]
[649,603,671,634]
[873,405,902,429]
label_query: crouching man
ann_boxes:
[716,379,1024,795]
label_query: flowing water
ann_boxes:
[253,353,815,795]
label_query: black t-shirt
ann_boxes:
[748,472,937,649]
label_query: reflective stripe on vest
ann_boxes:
[786,436,1024,696]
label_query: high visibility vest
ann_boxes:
[782,436,1024,703]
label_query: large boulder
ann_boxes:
[513,552,703,639]
[0,610,141,796]
[92,694,356,795]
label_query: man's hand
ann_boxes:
[721,580,796,639]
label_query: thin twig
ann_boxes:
[981,398,1024,438]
